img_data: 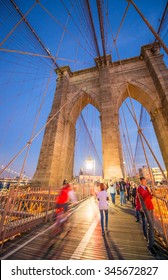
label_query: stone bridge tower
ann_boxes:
[33,43,168,189]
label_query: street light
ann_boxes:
[123,161,126,178]
[85,157,96,179]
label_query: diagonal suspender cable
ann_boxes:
[125,102,168,245]
[107,11,167,184]
[121,106,136,175]
[18,71,53,181]
[109,8,166,175]
[0,1,37,46]
[114,1,131,43]
[38,2,95,58]
[110,13,168,243]
[9,0,63,74]
[59,0,96,56]
[0,88,83,176]
[119,116,133,177]
[152,1,168,51]
[128,0,168,54]
[133,104,143,169]
[5,2,74,182]
[80,113,102,168]
[125,101,167,182]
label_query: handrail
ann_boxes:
[0,183,93,247]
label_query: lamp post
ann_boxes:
[85,157,96,181]
[123,161,126,178]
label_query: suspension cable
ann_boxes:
[121,106,136,175]
[96,0,107,63]
[85,0,101,58]
[114,1,131,43]
[152,1,168,51]
[0,88,84,176]
[119,116,133,177]
[133,104,143,169]
[0,2,37,47]
[59,0,96,56]
[125,101,167,182]
[107,10,167,184]
[80,113,102,168]
[38,2,95,58]
[128,0,168,54]
[9,0,63,73]
[18,71,53,181]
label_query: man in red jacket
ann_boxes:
[137,177,155,254]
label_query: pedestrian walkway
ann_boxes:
[0,196,168,260]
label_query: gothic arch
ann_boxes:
[116,80,168,172]
[116,80,161,115]
[66,88,101,125]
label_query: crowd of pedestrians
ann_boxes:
[95,176,156,255]
[56,176,156,255]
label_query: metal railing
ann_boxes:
[152,186,168,247]
[0,183,92,247]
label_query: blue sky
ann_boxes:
[0,0,167,179]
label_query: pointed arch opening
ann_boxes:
[73,104,102,181]
[119,97,166,183]
[116,81,161,115]
[67,89,101,125]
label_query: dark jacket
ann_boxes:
[119,181,126,192]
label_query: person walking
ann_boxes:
[132,183,137,208]
[126,179,131,201]
[119,178,126,206]
[109,180,116,204]
[55,182,77,220]
[97,183,109,236]
[137,176,155,254]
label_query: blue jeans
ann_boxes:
[99,209,108,233]
[110,193,116,204]
[139,211,147,238]
[139,197,154,247]
[144,210,154,247]
[120,191,125,205]
[136,209,140,221]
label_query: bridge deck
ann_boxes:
[0,196,168,260]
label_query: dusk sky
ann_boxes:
[0,0,167,179]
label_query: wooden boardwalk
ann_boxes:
[0,196,168,260]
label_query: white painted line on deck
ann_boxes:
[70,213,100,260]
